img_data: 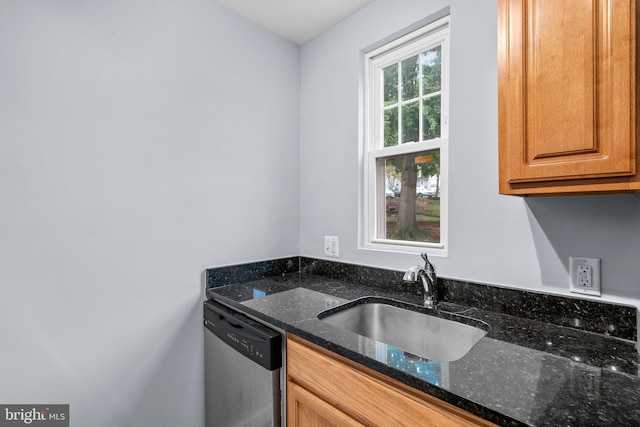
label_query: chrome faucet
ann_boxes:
[403,253,438,308]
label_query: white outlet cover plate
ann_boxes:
[324,236,339,257]
[569,257,601,296]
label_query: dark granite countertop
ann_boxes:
[205,261,640,427]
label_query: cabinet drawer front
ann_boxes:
[287,336,496,427]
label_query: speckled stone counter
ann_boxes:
[205,258,640,427]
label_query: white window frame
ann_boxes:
[362,17,450,256]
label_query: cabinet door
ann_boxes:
[498,0,637,192]
[287,381,365,427]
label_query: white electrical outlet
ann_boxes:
[570,257,601,296]
[324,236,339,257]
[577,265,592,287]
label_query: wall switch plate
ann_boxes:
[324,236,339,257]
[570,257,601,296]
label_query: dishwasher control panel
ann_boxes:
[204,300,282,371]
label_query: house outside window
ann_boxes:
[363,17,449,255]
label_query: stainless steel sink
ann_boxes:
[318,297,489,362]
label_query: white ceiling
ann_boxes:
[216,0,374,45]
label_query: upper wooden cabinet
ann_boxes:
[498,0,639,195]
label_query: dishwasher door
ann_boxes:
[204,300,282,427]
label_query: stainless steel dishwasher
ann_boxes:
[204,300,283,427]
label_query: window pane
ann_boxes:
[422,46,441,94]
[402,102,419,143]
[422,96,441,140]
[383,64,398,106]
[384,107,398,147]
[401,55,419,101]
[382,149,441,244]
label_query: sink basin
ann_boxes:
[318,297,489,362]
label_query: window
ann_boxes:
[363,17,449,255]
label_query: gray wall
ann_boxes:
[0,1,299,426]
[299,0,640,307]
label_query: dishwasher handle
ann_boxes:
[204,300,281,371]
[217,313,270,343]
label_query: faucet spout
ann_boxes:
[403,253,438,308]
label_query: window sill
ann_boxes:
[360,240,447,257]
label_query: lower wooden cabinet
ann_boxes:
[286,334,497,427]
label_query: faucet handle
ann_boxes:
[421,252,429,265]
